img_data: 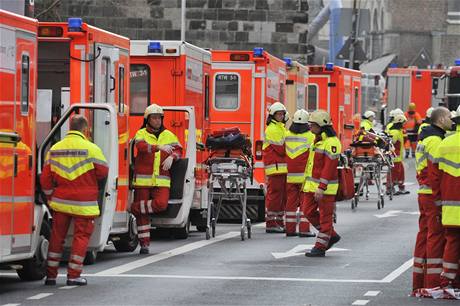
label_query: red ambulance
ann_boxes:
[285,59,309,115]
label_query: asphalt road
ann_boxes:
[0,159,456,305]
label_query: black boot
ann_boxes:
[305,247,325,257]
[67,277,87,286]
[327,234,341,250]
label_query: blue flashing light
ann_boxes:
[325,62,334,71]
[253,47,264,57]
[148,41,162,53]
[389,63,398,68]
[455,59,460,66]
[283,57,292,66]
[68,18,82,32]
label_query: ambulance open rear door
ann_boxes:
[38,103,120,263]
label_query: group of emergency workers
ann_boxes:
[41,104,181,286]
[263,102,342,257]
[412,105,460,292]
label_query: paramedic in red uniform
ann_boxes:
[302,110,342,257]
[263,102,288,233]
[41,115,108,286]
[285,109,315,237]
[131,104,182,254]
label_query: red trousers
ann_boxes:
[412,194,446,290]
[302,193,337,250]
[47,211,95,279]
[440,227,460,288]
[131,187,169,247]
[388,162,405,189]
[285,183,311,234]
[265,174,286,228]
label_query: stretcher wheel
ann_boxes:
[351,197,358,210]
[240,227,245,241]
[246,219,252,239]
[196,226,207,232]
[205,227,211,240]
[380,195,385,208]
[84,250,97,265]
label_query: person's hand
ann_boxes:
[162,156,174,171]
[314,188,324,202]
[159,144,173,154]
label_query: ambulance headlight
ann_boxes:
[68,18,83,32]
[148,41,162,53]
[253,47,264,58]
[455,59,460,66]
[284,57,292,67]
[325,62,334,71]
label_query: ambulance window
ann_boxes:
[21,55,30,114]
[354,87,359,113]
[204,74,210,119]
[279,81,285,104]
[101,58,110,102]
[307,84,318,112]
[214,73,239,110]
[119,66,125,113]
[130,64,150,115]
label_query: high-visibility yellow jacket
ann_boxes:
[360,119,373,132]
[418,121,430,135]
[41,131,108,217]
[133,127,182,188]
[431,125,460,227]
[303,131,342,195]
[263,120,287,176]
[285,130,315,184]
[415,124,445,195]
[388,127,405,162]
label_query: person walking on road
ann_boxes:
[263,102,288,233]
[404,103,422,158]
[285,109,315,238]
[302,110,342,257]
[131,104,182,254]
[388,114,410,195]
[432,105,460,289]
[413,107,452,291]
[41,115,109,286]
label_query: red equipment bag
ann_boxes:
[336,167,354,201]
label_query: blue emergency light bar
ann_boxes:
[148,41,162,53]
[68,18,82,32]
[455,59,460,66]
[284,57,292,66]
[253,47,264,57]
[325,62,334,71]
[389,63,398,68]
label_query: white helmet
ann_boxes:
[292,109,309,124]
[390,108,404,117]
[284,111,290,123]
[364,110,376,119]
[144,103,164,119]
[269,102,287,116]
[426,107,434,118]
[393,114,407,124]
[451,110,457,118]
[308,110,332,127]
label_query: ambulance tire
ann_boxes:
[17,218,51,281]
[113,214,139,252]
[173,219,190,239]
[84,250,97,265]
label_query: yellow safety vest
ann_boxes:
[133,128,180,188]
[415,127,443,195]
[285,130,314,184]
[360,119,373,131]
[388,128,404,162]
[263,120,287,176]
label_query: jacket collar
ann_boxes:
[67,130,87,140]
[419,124,445,141]
[270,119,285,127]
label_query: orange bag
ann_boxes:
[336,167,355,201]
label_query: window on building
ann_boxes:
[214,73,239,110]
[129,64,150,115]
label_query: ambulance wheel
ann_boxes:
[17,218,51,281]
[113,214,139,252]
[84,250,97,265]
[173,219,190,239]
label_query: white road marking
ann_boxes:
[253,222,266,228]
[374,210,419,218]
[381,258,413,283]
[352,300,369,305]
[2,304,21,306]
[26,293,53,300]
[59,286,77,290]
[94,231,240,276]
[272,244,349,259]
[364,290,381,296]
[84,273,383,283]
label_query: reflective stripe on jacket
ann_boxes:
[388,127,404,162]
[431,126,460,226]
[133,128,182,188]
[285,130,314,184]
[263,120,287,176]
[303,132,342,195]
[40,131,108,217]
[415,125,445,195]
